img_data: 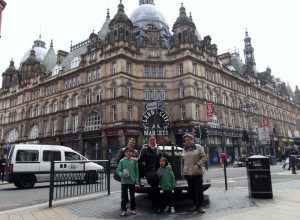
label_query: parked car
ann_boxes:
[5,144,104,189]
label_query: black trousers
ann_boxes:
[186,175,204,207]
[149,182,160,208]
[121,184,136,211]
[0,167,4,182]
[163,190,174,207]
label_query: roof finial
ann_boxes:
[106,8,110,20]
[50,39,53,48]
[189,12,193,20]
[39,26,42,39]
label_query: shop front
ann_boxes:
[81,131,102,160]
[207,129,223,165]
[173,128,193,147]
[224,131,240,163]
[39,136,58,145]
[59,133,80,152]
[105,129,119,168]
[123,128,142,151]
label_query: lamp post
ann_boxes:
[240,102,258,155]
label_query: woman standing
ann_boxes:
[181,133,207,214]
[138,136,162,213]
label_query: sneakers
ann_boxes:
[131,210,137,215]
[163,206,175,213]
[190,205,198,212]
[190,205,205,213]
[120,210,126,216]
[170,207,175,213]
[156,208,161,214]
[197,206,205,213]
[163,206,170,212]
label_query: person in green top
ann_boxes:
[117,147,139,216]
[157,157,176,213]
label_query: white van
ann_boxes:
[5,144,104,189]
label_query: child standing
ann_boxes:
[117,147,139,216]
[157,157,176,213]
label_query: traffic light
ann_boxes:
[242,130,249,141]
[195,126,200,138]
[201,127,208,140]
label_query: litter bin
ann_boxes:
[269,156,277,166]
[160,146,182,181]
[246,155,273,199]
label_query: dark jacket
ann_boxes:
[0,158,6,171]
[138,145,162,174]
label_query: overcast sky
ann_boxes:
[0,0,299,90]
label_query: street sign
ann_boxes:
[144,101,163,111]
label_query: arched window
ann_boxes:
[153,86,158,100]
[212,91,217,103]
[64,97,70,110]
[35,105,40,116]
[29,125,39,139]
[205,89,211,100]
[85,112,102,131]
[222,95,227,106]
[73,94,79,107]
[44,102,50,114]
[6,129,19,143]
[179,86,185,98]
[145,87,150,100]
[29,107,34,118]
[159,87,165,100]
[86,91,92,104]
[53,100,58,112]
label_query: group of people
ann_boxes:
[0,154,7,182]
[116,134,207,216]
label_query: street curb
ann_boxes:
[0,190,115,214]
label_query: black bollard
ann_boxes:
[291,155,297,174]
[224,160,228,190]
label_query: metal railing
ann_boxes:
[49,160,110,207]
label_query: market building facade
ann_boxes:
[1,1,300,165]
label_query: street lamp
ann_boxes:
[240,102,259,155]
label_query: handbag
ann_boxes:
[113,170,121,182]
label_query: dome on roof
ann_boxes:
[4,60,16,74]
[110,1,132,27]
[173,4,195,30]
[130,4,169,29]
[19,37,47,64]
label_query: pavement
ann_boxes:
[0,169,300,219]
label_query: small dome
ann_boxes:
[110,1,132,27]
[89,31,98,38]
[4,59,16,74]
[173,4,195,30]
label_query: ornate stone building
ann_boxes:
[1,1,299,165]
